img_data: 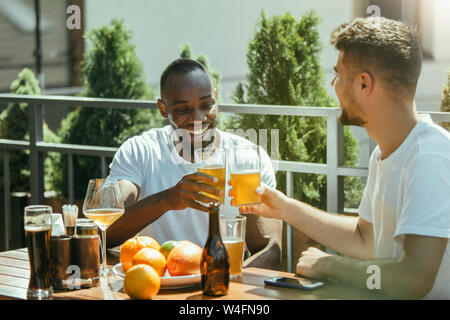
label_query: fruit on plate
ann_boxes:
[132,247,167,277]
[120,236,161,271]
[124,264,160,300]
[159,240,179,260]
[166,241,202,276]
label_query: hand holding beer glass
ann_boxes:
[24,205,53,299]
[83,178,124,276]
[194,147,226,205]
[229,145,262,206]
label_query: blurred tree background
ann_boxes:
[0,68,58,193]
[230,11,364,210]
[52,19,162,199]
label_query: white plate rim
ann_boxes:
[112,263,200,289]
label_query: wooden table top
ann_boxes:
[0,248,388,300]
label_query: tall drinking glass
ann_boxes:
[228,145,262,206]
[220,214,246,278]
[24,205,53,299]
[194,147,226,205]
[83,178,124,276]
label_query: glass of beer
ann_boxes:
[24,205,53,299]
[83,178,124,277]
[228,145,261,206]
[219,214,246,278]
[194,147,226,205]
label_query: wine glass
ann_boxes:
[82,178,124,276]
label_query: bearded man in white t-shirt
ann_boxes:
[236,17,450,299]
[107,58,283,270]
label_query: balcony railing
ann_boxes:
[1,93,449,271]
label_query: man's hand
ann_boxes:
[296,247,331,279]
[229,183,290,220]
[168,172,224,212]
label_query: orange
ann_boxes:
[132,248,167,277]
[159,240,179,260]
[124,264,160,300]
[120,236,161,271]
[166,241,202,276]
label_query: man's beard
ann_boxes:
[338,99,366,127]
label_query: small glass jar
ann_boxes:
[70,218,100,288]
[50,235,72,291]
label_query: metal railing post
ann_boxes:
[28,103,45,205]
[326,114,345,214]
[101,156,106,178]
[286,171,294,272]
[3,150,11,250]
[68,153,74,203]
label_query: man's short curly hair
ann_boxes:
[330,17,422,97]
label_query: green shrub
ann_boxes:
[53,19,162,199]
[0,68,58,192]
[230,11,364,210]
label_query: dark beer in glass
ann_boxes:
[24,205,53,299]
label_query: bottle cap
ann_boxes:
[208,203,220,213]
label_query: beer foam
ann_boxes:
[25,225,51,232]
[230,170,260,175]
[222,237,244,244]
[198,164,225,170]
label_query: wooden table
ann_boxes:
[0,248,388,300]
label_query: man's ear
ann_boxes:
[359,72,373,97]
[157,99,168,119]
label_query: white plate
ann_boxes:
[112,263,201,289]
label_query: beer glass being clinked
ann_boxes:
[228,145,262,206]
[194,147,226,205]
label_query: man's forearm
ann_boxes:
[106,189,170,247]
[282,199,372,259]
[322,254,431,299]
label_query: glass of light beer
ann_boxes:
[194,147,226,205]
[24,205,53,299]
[220,214,246,278]
[229,145,261,206]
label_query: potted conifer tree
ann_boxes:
[53,19,162,203]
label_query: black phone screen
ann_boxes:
[264,276,324,290]
[276,277,319,286]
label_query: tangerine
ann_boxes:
[124,264,160,300]
[166,241,202,276]
[120,236,161,271]
[132,248,167,277]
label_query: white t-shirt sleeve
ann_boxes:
[358,150,378,223]
[108,137,147,188]
[395,155,450,239]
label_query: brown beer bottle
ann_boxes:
[201,203,230,296]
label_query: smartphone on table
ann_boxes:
[264,276,324,291]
